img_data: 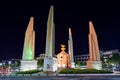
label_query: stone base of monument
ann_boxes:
[87,60,102,70]
[43,57,58,72]
[71,62,75,68]
[58,64,66,68]
[20,60,37,71]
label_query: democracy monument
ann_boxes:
[20,5,102,72]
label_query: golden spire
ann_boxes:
[61,45,66,51]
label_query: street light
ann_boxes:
[8,61,11,65]
[2,62,5,67]
[8,61,11,69]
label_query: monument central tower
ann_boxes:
[45,6,55,57]
[43,5,57,72]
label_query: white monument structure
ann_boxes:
[20,17,37,71]
[43,5,58,72]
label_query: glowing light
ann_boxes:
[111,63,114,66]
[25,48,32,60]
[8,61,11,64]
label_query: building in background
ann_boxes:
[74,54,89,63]
[74,49,120,63]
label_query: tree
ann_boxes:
[80,62,86,66]
[14,61,20,67]
[76,61,80,68]
[105,53,120,71]
[37,59,44,67]
[75,61,86,67]
[100,55,104,62]
[111,53,120,63]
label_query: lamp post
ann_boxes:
[8,61,11,67]
[8,61,11,72]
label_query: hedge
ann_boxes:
[59,68,112,74]
[16,70,42,74]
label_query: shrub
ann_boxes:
[59,68,112,74]
[16,70,42,74]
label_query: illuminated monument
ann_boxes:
[20,17,37,71]
[57,45,70,68]
[68,28,75,68]
[86,21,102,70]
[43,5,58,72]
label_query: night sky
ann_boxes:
[0,0,120,61]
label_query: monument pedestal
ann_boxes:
[87,60,102,70]
[43,57,58,72]
[71,62,75,68]
[20,60,37,71]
